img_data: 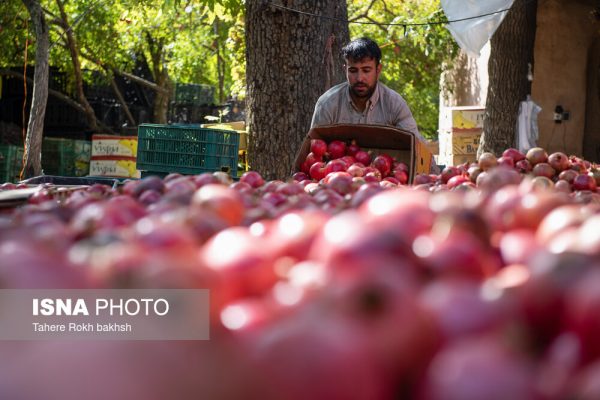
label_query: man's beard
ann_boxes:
[350,83,375,99]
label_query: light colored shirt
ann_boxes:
[311,81,425,142]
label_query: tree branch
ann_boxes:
[364,16,389,35]
[119,69,168,93]
[0,69,115,134]
[200,43,227,64]
[108,73,136,126]
[56,0,99,130]
[78,49,168,93]
[380,0,393,17]
[348,0,377,22]
[42,6,60,21]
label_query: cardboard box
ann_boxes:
[74,140,91,176]
[89,156,140,178]
[440,106,485,131]
[91,135,138,158]
[437,153,477,167]
[426,141,439,155]
[293,124,433,184]
[439,129,481,155]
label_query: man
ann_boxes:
[311,37,424,142]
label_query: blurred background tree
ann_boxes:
[348,0,458,140]
[0,0,457,178]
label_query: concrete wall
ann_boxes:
[531,0,599,157]
[439,43,490,109]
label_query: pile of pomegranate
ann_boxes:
[296,138,410,186]
[416,147,599,193]
[0,142,599,400]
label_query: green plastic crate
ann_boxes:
[42,138,91,177]
[0,144,24,183]
[136,124,239,176]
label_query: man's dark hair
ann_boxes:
[341,37,382,65]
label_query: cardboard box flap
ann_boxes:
[293,123,423,182]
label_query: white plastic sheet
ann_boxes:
[441,0,515,57]
[516,95,542,153]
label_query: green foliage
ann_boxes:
[0,0,455,134]
[1,0,244,100]
[348,0,458,140]
[0,1,31,68]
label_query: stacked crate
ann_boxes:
[136,124,239,177]
[89,135,140,178]
[437,106,484,166]
[201,121,247,175]
[42,138,91,177]
[0,145,24,183]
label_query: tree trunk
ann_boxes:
[56,0,100,132]
[151,69,171,124]
[145,33,171,124]
[246,0,349,180]
[215,20,225,104]
[21,0,49,179]
[479,0,538,156]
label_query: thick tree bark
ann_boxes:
[479,0,538,156]
[246,0,349,180]
[56,0,100,132]
[21,0,49,179]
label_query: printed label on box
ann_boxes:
[90,158,140,178]
[92,135,138,158]
[439,130,481,155]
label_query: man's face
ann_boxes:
[345,57,382,99]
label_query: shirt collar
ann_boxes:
[346,82,381,111]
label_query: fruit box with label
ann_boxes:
[89,156,141,178]
[439,106,485,131]
[293,124,433,184]
[91,135,138,158]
